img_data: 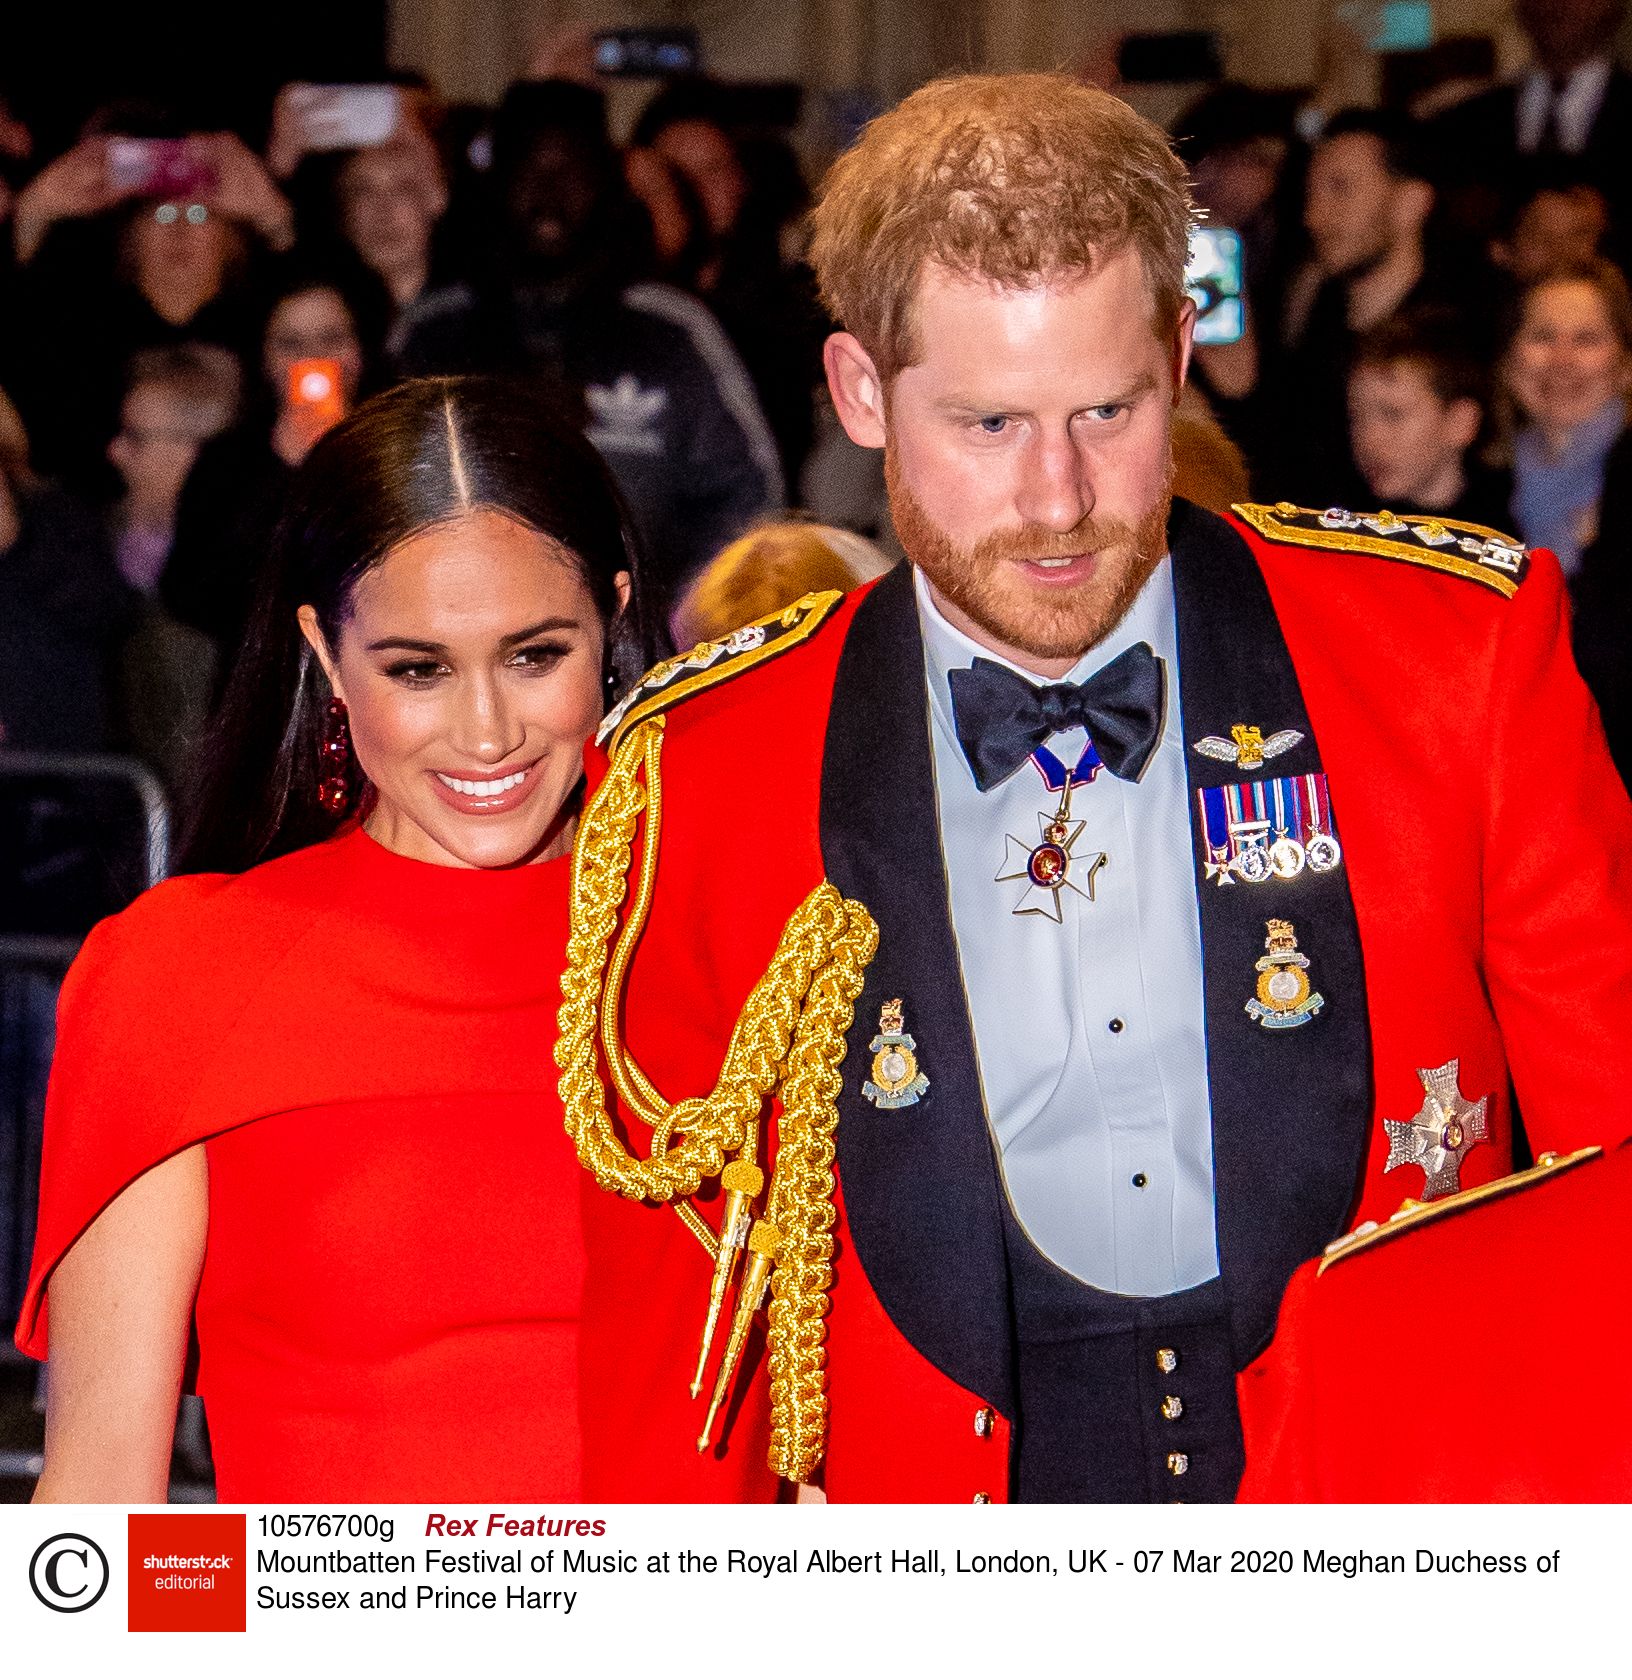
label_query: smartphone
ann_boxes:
[107,138,218,201]
[1186,227,1246,346]
[1117,31,1223,85]
[286,83,403,152]
[591,27,700,79]
[286,359,346,436]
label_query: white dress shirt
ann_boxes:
[1516,58,1611,155]
[917,562,1220,1296]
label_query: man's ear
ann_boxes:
[1171,295,1198,399]
[824,332,888,448]
[296,605,343,702]
[1446,397,1483,454]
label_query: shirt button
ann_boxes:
[1156,1347,1178,1374]
[1161,1395,1184,1421]
[1108,1017,1125,1034]
[973,1492,991,1504]
[973,1407,996,1438]
[1131,1172,1148,1188]
[1167,1452,1189,1477]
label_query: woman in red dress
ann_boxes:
[16,375,654,1502]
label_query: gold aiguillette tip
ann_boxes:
[689,1159,763,1399]
[697,1218,781,1453]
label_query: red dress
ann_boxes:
[15,826,584,1503]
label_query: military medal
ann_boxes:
[997,774,1107,921]
[1192,723,1304,769]
[1196,772,1342,886]
[1245,919,1325,1029]
[862,998,929,1109]
[1383,1058,1489,1200]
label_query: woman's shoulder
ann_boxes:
[67,837,356,1013]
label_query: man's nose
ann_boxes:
[1013,429,1092,532]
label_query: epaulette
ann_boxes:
[598,589,845,752]
[1317,1146,1602,1274]
[1233,501,1530,599]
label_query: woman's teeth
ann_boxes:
[437,770,528,797]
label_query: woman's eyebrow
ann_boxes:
[364,618,580,655]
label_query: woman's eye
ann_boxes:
[385,661,446,686]
[511,642,570,671]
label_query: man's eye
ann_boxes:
[976,416,1009,435]
[1088,404,1125,422]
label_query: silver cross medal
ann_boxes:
[996,776,1107,922]
[1382,1058,1490,1200]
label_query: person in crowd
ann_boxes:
[1258,109,1480,503]
[0,395,133,754]
[104,345,239,786]
[556,71,1632,1506]
[163,260,388,670]
[1426,0,1632,260]
[1238,1141,1627,1500]
[1503,258,1632,578]
[1492,178,1610,287]
[623,144,713,292]
[631,80,825,495]
[671,517,892,647]
[1346,311,1512,529]
[17,374,658,1502]
[4,126,292,483]
[395,79,781,616]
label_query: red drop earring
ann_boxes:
[317,698,353,814]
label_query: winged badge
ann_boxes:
[1192,724,1304,770]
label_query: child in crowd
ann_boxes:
[1346,310,1513,530]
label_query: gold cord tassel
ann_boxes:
[555,719,878,1481]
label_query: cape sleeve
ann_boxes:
[14,873,238,1360]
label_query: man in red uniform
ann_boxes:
[1236,1143,1630,1500]
[563,72,1632,1504]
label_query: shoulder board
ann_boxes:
[599,589,845,752]
[1317,1146,1602,1274]
[1232,501,1529,599]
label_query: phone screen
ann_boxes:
[591,28,700,78]
[1186,228,1246,347]
[107,138,217,201]
[287,84,403,152]
[286,359,346,446]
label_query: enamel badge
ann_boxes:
[863,998,929,1110]
[1192,723,1303,769]
[1245,919,1325,1029]
[997,776,1107,921]
[1383,1058,1490,1200]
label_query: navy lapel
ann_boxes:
[821,563,1016,1416]
[1168,498,1373,1361]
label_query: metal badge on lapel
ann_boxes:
[863,998,929,1110]
[996,774,1107,921]
[1192,723,1304,769]
[1383,1058,1490,1199]
[1245,919,1325,1028]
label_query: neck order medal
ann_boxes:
[996,773,1108,921]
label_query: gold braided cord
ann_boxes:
[763,910,875,1480]
[554,715,878,1479]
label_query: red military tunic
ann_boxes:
[571,499,1632,1503]
[1236,1143,1631,1500]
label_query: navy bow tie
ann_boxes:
[947,643,1166,792]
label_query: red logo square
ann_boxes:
[127,1513,247,1632]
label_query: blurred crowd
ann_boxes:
[2,0,1631,808]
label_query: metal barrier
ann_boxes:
[0,753,171,1484]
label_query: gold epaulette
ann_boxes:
[1233,502,1530,599]
[1317,1146,1602,1274]
[599,589,845,752]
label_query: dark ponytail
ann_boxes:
[179,374,655,874]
